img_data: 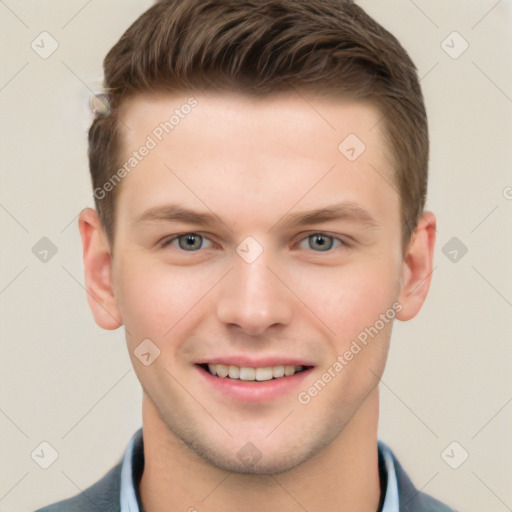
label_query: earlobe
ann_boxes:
[78,208,123,330]
[396,211,437,321]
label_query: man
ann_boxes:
[36,0,454,510]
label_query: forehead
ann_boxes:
[115,91,397,231]
[119,90,390,157]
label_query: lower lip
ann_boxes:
[195,365,313,402]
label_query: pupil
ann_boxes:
[311,234,332,251]
[180,234,201,250]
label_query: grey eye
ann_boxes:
[178,234,203,250]
[298,233,342,252]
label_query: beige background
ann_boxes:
[1,1,511,511]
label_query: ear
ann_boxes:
[396,211,437,321]
[78,208,123,330]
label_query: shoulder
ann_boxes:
[391,450,457,512]
[34,461,122,512]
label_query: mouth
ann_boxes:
[194,357,315,402]
[197,363,311,382]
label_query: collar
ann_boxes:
[120,430,399,512]
[379,440,400,512]
[119,431,141,512]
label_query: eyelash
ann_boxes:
[160,232,346,253]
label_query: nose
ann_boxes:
[216,250,293,336]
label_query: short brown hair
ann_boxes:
[89,0,428,246]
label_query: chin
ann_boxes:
[177,425,339,476]
[189,442,309,475]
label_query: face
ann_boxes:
[83,91,432,475]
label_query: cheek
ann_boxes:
[113,258,214,340]
[295,256,401,344]
[295,261,399,410]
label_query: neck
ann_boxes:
[140,389,381,512]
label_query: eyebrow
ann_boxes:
[135,202,379,230]
[135,204,223,227]
[275,202,379,231]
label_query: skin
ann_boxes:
[79,91,436,512]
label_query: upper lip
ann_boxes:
[197,356,314,368]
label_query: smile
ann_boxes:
[202,363,307,381]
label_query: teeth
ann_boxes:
[284,365,295,376]
[215,364,229,378]
[255,367,273,381]
[228,365,240,379]
[273,365,285,378]
[240,367,256,380]
[205,364,305,380]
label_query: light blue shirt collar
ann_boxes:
[119,432,140,512]
[120,431,399,512]
[379,440,400,512]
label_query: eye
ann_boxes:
[162,233,213,251]
[297,233,343,252]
